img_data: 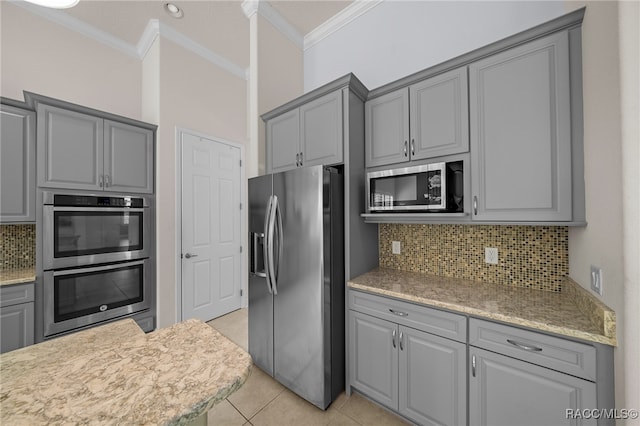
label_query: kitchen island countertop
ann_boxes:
[0,318,252,425]
[348,268,616,346]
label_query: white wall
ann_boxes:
[304,0,566,91]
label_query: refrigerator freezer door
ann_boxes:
[248,174,274,376]
[272,165,330,408]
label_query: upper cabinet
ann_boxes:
[365,67,469,168]
[28,94,155,194]
[363,8,586,225]
[266,90,342,173]
[469,32,572,222]
[1,101,36,223]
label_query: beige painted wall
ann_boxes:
[154,38,248,328]
[0,2,141,118]
[564,0,637,411]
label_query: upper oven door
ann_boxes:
[43,205,150,270]
[367,162,447,212]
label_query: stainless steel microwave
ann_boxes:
[366,161,464,212]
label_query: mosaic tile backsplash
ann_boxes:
[379,224,568,292]
[0,224,36,271]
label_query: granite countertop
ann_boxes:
[0,318,252,425]
[0,268,36,286]
[348,268,616,347]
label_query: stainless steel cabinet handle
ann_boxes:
[105,174,111,187]
[299,152,303,166]
[389,309,408,317]
[392,329,396,348]
[403,140,408,157]
[399,331,404,351]
[473,196,478,215]
[507,339,543,352]
[296,153,300,167]
[184,253,198,259]
[472,354,476,377]
[411,139,415,156]
[99,175,104,188]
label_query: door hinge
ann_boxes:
[240,246,243,253]
[240,289,244,296]
[239,159,242,167]
[240,202,242,210]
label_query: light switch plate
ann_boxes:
[591,265,603,295]
[392,241,401,255]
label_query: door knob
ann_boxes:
[184,253,198,259]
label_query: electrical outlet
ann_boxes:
[591,266,603,295]
[485,247,498,265]
[392,241,401,255]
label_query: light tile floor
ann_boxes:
[207,309,410,426]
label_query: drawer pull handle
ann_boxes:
[389,309,408,317]
[507,339,543,352]
[392,329,396,348]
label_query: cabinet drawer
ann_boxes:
[349,290,466,343]
[0,282,35,307]
[469,318,596,381]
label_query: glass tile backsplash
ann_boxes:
[379,224,568,292]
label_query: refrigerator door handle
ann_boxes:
[263,195,274,294]
[273,197,284,292]
[267,195,279,295]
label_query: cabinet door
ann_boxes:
[1,105,35,222]
[469,31,572,221]
[469,347,597,426]
[399,326,466,426]
[0,302,34,353]
[365,89,410,168]
[410,67,469,161]
[300,90,343,168]
[104,120,154,193]
[266,109,300,173]
[349,311,398,410]
[37,104,104,191]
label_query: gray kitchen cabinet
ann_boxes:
[0,282,35,353]
[365,89,409,168]
[104,120,154,193]
[469,31,573,222]
[28,93,156,194]
[365,67,468,168]
[266,90,342,173]
[409,67,469,162]
[348,290,467,425]
[469,318,612,426]
[1,102,36,222]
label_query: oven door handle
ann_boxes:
[52,259,146,276]
[49,206,147,213]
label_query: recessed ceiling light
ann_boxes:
[23,0,79,8]
[164,3,184,19]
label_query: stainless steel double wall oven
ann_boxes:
[41,191,153,337]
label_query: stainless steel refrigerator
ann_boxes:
[248,165,344,410]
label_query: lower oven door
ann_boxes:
[43,259,150,337]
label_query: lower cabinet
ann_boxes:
[469,347,597,426]
[348,292,467,426]
[0,282,35,353]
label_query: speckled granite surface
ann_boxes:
[0,318,252,425]
[348,268,616,346]
[0,267,36,286]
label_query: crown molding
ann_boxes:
[255,1,304,49]
[304,0,383,51]
[11,0,248,80]
[10,0,138,58]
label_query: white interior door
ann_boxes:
[181,131,242,321]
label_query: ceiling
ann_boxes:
[61,1,354,69]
